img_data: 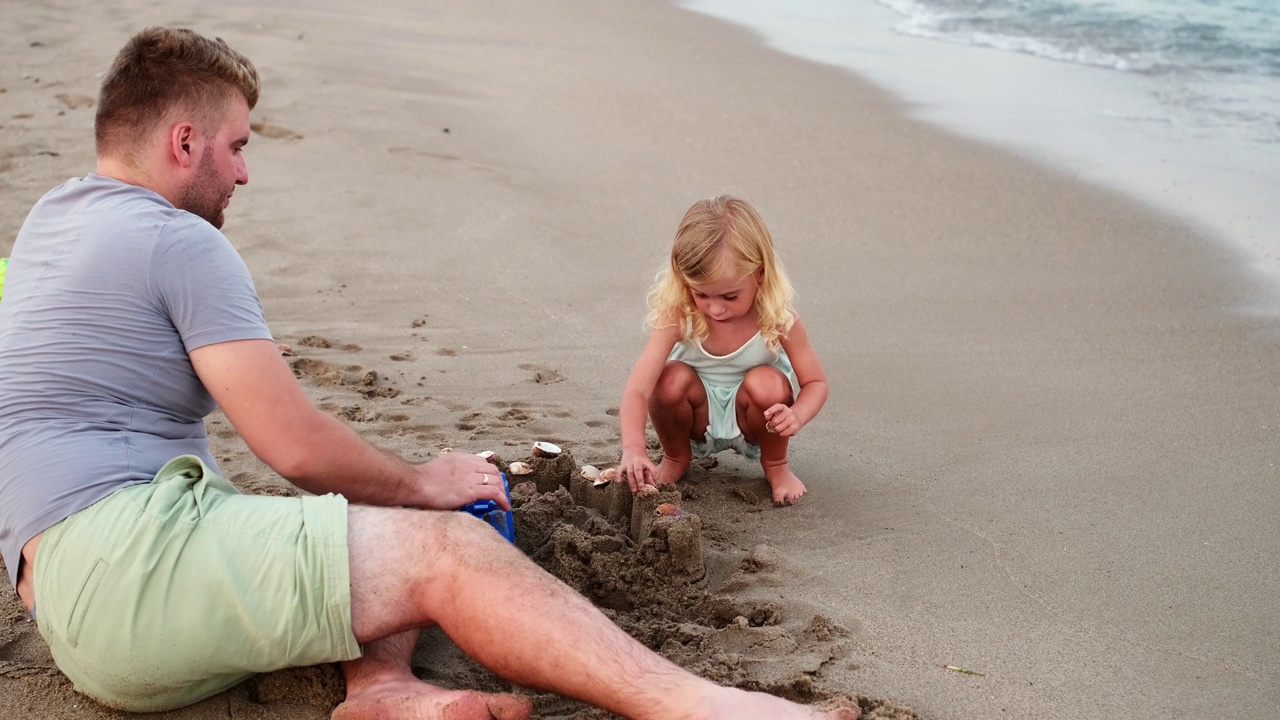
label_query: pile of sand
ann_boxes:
[486,449,920,720]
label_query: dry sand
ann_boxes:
[2,0,1278,718]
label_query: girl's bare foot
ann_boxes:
[655,454,692,486]
[332,677,532,720]
[762,461,808,505]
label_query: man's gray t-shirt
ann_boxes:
[0,174,273,590]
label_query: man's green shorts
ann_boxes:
[33,455,362,712]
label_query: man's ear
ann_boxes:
[169,122,198,168]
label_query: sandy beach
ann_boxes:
[2,0,1278,718]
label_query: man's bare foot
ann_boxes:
[654,454,692,486]
[701,685,859,719]
[763,461,808,505]
[332,677,532,720]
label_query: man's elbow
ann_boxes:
[265,446,318,482]
[245,413,331,481]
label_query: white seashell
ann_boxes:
[508,461,534,475]
[580,464,600,481]
[475,450,495,459]
[599,467,618,483]
[438,447,453,455]
[531,441,562,458]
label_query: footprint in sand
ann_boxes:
[250,120,303,140]
[453,406,534,433]
[387,146,461,162]
[518,363,564,385]
[297,335,361,352]
[497,407,534,427]
[385,146,503,178]
[54,93,94,110]
[335,405,380,423]
[290,357,399,398]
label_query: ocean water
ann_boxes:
[679,0,1280,305]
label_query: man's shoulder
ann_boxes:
[156,211,226,242]
[36,174,185,228]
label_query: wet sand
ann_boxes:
[1,0,1277,718]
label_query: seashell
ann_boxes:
[580,464,601,482]
[508,461,533,475]
[599,467,618,483]
[531,441,562,458]
[438,447,453,455]
[476,450,496,459]
[655,503,686,517]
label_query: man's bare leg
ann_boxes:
[339,506,857,720]
[335,628,530,719]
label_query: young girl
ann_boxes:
[617,195,828,505]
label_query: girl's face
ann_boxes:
[688,269,762,325]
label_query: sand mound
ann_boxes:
[474,449,920,720]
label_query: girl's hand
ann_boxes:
[763,404,801,437]
[618,451,658,492]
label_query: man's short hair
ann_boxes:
[95,27,260,160]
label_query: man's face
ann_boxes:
[179,97,250,229]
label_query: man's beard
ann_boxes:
[178,148,227,229]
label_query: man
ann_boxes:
[0,27,859,720]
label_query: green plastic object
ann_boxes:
[0,257,8,302]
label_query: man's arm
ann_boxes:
[190,338,507,510]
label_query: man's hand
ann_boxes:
[414,451,511,511]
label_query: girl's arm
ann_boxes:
[767,315,828,437]
[617,321,682,489]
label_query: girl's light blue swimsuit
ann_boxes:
[668,332,799,460]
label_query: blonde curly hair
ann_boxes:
[646,195,795,351]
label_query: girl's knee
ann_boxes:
[652,361,699,405]
[740,366,792,406]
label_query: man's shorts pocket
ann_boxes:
[65,558,107,649]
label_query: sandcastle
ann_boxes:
[478,443,706,585]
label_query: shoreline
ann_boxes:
[680,0,1280,314]
[3,0,1279,718]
